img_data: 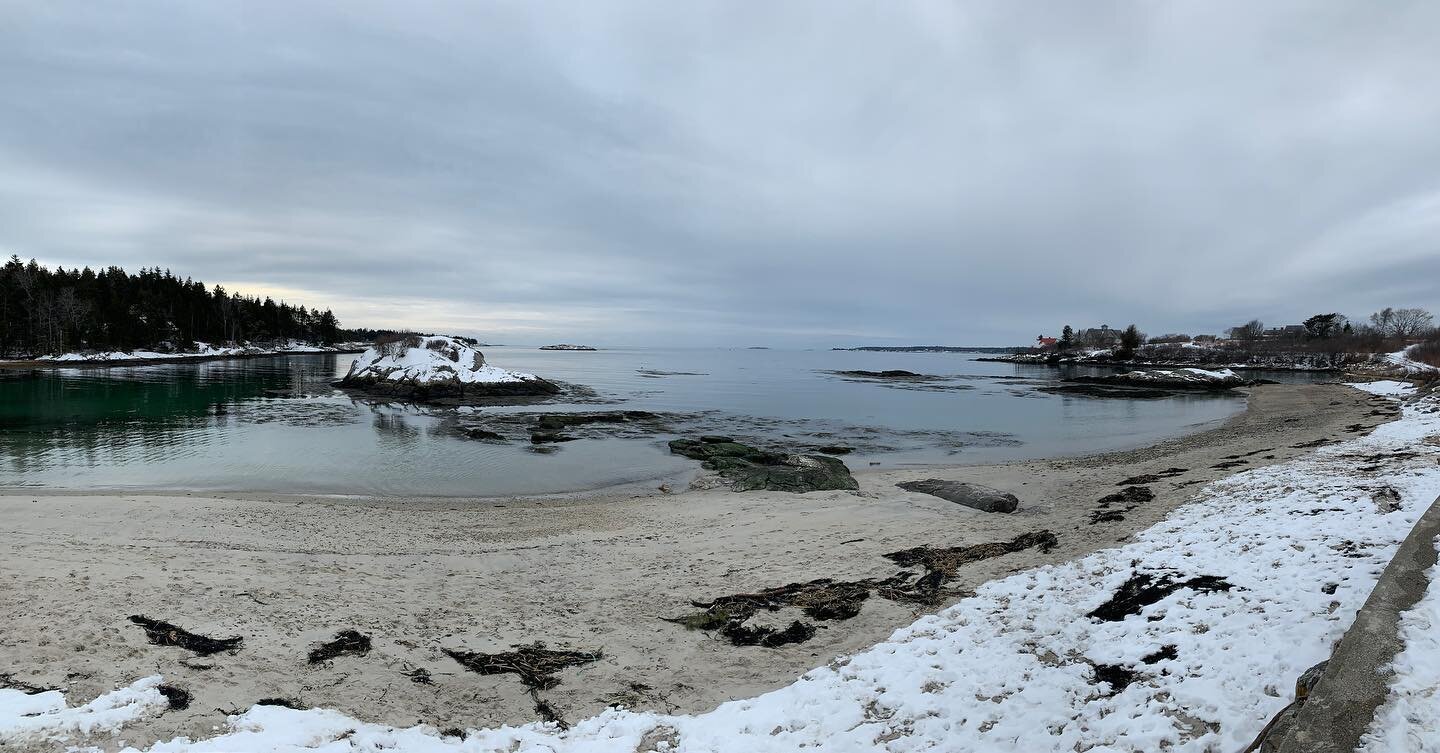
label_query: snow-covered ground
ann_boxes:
[1385,345,1439,376]
[1358,535,1440,753]
[343,336,542,385]
[5,381,1438,752]
[18,341,360,364]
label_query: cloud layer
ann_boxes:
[3,1,1438,345]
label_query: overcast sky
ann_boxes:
[2,1,1438,346]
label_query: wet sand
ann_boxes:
[0,383,1396,750]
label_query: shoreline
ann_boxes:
[0,347,365,370]
[0,382,1398,750]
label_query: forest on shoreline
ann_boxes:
[0,256,367,357]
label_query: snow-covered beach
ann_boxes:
[3,380,1432,752]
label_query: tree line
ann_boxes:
[1046,307,1436,359]
[0,256,349,357]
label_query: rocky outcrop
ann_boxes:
[896,479,1020,513]
[338,335,559,402]
[669,437,858,493]
[1040,368,1253,399]
[539,344,597,351]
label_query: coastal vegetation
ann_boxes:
[0,256,358,357]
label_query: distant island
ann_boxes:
[539,343,597,351]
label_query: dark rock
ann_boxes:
[816,445,854,455]
[668,438,858,493]
[833,370,933,379]
[464,428,505,441]
[895,479,1019,513]
[531,432,578,444]
[1036,384,1181,399]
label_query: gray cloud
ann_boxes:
[2,0,1438,345]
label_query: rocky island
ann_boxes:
[539,343,597,351]
[338,335,560,402]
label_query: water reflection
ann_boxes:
[0,350,1320,496]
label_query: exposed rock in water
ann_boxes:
[463,428,505,441]
[832,369,936,380]
[1037,383,1184,400]
[668,438,858,493]
[896,479,1020,513]
[338,335,560,403]
[533,411,655,431]
[1067,368,1248,391]
[816,445,854,455]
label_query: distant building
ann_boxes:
[1036,336,1058,349]
[1263,325,1307,340]
[1079,325,1122,346]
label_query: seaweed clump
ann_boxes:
[307,630,373,664]
[669,531,1058,647]
[128,615,243,656]
[445,642,601,691]
[1087,572,1234,622]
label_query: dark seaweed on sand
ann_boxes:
[307,629,372,664]
[128,615,243,656]
[445,642,601,690]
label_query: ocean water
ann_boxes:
[0,348,1321,497]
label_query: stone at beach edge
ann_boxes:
[896,479,1020,513]
[669,437,859,493]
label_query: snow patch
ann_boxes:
[0,676,165,745]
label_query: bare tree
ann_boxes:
[1228,319,1264,341]
[1369,307,1434,339]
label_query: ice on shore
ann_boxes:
[8,381,1440,752]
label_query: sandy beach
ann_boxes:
[0,382,1398,750]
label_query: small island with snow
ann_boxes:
[338,335,560,403]
[539,343,597,351]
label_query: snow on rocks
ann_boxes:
[1098,367,1246,389]
[28,341,357,364]
[340,335,559,401]
[0,675,166,747]
[1357,536,1440,753]
[50,380,1440,753]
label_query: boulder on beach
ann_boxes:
[896,479,1020,513]
[339,335,560,402]
[669,437,859,493]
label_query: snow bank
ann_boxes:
[1385,345,1439,376]
[29,341,356,364]
[1357,536,1440,753]
[0,676,165,746]
[54,381,1440,752]
[343,336,541,386]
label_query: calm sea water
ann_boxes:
[0,349,1321,497]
